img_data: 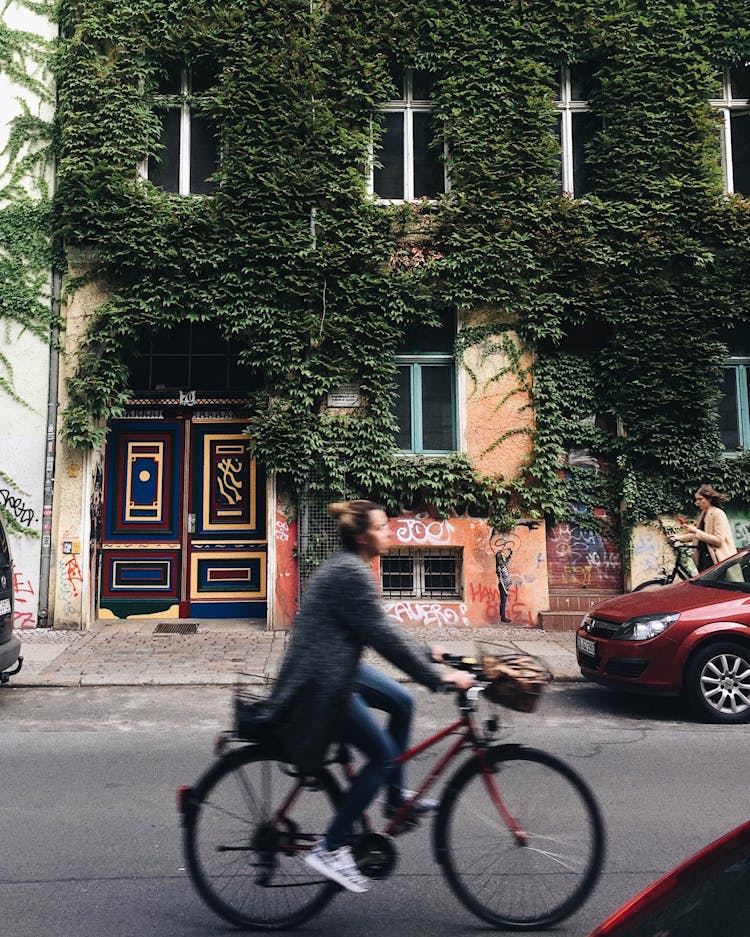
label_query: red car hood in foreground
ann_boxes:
[588,581,750,624]
[588,819,750,936]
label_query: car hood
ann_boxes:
[588,581,750,625]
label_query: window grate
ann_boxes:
[297,480,352,596]
[381,548,462,599]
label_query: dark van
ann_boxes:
[0,516,22,683]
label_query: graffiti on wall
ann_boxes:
[393,515,455,546]
[57,530,83,619]
[384,601,471,628]
[480,521,543,627]
[546,521,622,590]
[731,518,750,549]
[13,567,36,628]
[0,488,35,527]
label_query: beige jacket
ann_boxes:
[693,507,737,566]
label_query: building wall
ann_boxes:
[0,2,56,629]
[272,330,550,631]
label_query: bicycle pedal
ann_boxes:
[387,815,420,836]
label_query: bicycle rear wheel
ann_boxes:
[632,577,670,592]
[183,745,341,930]
[435,744,604,930]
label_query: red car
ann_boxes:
[588,818,750,936]
[576,546,750,723]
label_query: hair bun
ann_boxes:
[328,501,350,518]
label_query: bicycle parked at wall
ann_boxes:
[178,644,605,932]
[632,539,697,592]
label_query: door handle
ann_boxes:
[187,513,196,533]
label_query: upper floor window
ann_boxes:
[554,63,602,197]
[370,66,446,201]
[719,328,750,454]
[394,311,456,454]
[710,63,750,196]
[147,63,219,195]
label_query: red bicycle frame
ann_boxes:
[338,701,527,846]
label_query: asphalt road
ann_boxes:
[1,683,749,937]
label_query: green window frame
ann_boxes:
[720,359,750,454]
[393,311,457,454]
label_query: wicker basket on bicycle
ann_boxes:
[476,642,552,713]
[233,681,277,743]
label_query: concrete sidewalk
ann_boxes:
[10,620,581,688]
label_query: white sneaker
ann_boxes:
[304,840,370,893]
[384,788,439,817]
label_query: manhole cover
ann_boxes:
[154,622,198,635]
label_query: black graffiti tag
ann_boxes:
[0,489,35,527]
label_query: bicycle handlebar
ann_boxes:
[440,651,479,671]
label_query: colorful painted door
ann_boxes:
[99,418,267,620]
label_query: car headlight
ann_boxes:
[616,613,680,641]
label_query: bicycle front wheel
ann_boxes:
[183,745,341,931]
[435,745,605,930]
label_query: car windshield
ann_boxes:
[606,851,750,937]
[693,551,750,594]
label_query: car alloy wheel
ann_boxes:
[685,642,750,724]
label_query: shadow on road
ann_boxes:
[551,683,697,725]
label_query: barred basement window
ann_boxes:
[381,548,462,599]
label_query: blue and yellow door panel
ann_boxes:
[188,423,267,617]
[98,418,267,620]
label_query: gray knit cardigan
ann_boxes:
[267,549,444,772]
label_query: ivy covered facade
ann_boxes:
[3,0,750,629]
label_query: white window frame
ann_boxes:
[380,547,463,600]
[555,65,599,197]
[368,67,448,202]
[709,64,750,195]
[144,67,217,195]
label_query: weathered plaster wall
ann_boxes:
[382,514,548,629]
[49,272,109,628]
[460,310,534,479]
[273,503,298,630]
[272,509,549,630]
[0,2,56,628]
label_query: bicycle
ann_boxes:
[632,539,697,592]
[177,647,605,932]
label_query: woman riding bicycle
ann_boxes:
[266,499,474,893]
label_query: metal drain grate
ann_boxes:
[154,622,199,635]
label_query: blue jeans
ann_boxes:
[324,665,414,850]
